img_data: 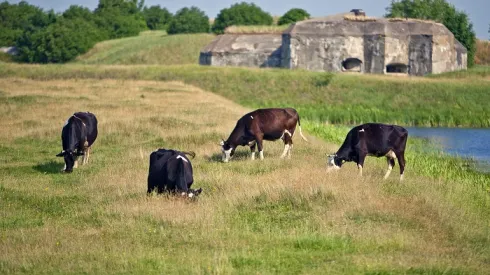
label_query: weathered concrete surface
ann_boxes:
[200,11,467,75]
[199,34,282,68]
[281,15,467,75]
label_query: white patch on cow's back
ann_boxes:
[359,129,365,132]
[250,115,253,119]
[176,155,188,163]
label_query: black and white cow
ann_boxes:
[327,123,408,180]
[220,108,308,162]
[56,112,98,173]
[147,149,202,198]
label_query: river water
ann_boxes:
[407,127,490,173]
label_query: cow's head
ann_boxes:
[181,188,203,198]
[326,154,342,171]
[56,150,83,173]
[220,140,235,163]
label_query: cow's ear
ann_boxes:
[56,151,64,157]
[195,188,202,195]
[220,140,225,146]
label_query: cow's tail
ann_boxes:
[297,116,308,142]
[181,151,196,159]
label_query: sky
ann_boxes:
[6,0,490,39]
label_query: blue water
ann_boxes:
[407,127,490,173]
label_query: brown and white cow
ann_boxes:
[220,108,308,162]
[327,123,408,181]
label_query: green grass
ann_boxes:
[75,31,215,65]
[1,63,489,127]
[1,77,490,274]
[303,121,490,190]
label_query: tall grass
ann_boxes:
[76,32,215,65]
[1,63,489,127]
[1,78,489,273]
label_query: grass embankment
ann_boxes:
[1,63,489,127]
[1,78,489,273]
[76,31,215,65]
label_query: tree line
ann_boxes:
[0,0,477,66]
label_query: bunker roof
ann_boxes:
[284,10,454,37]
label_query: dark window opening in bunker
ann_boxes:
[386,63,408,73]
[342,58,362,72]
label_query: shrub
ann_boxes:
[212,2,273,34]
[15,18,104,63]
[143,5,172,30]
[277,8,310,25]
[0,1,56,46]
[167,7,209,34]
[94,0,147,39]
[385,0,477,67]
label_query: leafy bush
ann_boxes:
[15,18,104,63]
[212,2,273,34]
[277,8,310,25]
[385,0,477,67]
[94,0,147,39]
[167,7,209,34]
[62,5,94,20]
[142,5,172,30]
[0,1,56,46]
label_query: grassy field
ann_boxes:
[1,77,490,274]
[1,63,489,127]
[76,31,215,65]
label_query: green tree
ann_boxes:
[386,0,477,67]
[277,8,310,25]
[142,5,172,30]
[0,1,56,46]
[94,0,147,39]
[212,2,273,34]
[167,6,209,34]
[62,5,94,21]
[15,17,104,63]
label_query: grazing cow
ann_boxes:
[56,112,98,173]
[147,149,202,198]
[327,123,408,181]
[220,108,308,162]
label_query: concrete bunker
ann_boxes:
[200,10,467,75]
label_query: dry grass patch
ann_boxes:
[224,25,289,34]
[1,77,489,273]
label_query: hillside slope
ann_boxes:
[76,31,215,65]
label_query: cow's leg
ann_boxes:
[73,156,79,169]
[384,157,396,179]
[82,147,89,165]
[255,135,265,160]
[357,154,366,177]
[249,141,257,160]
[280,129,293,159]
[396,151,406,181]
